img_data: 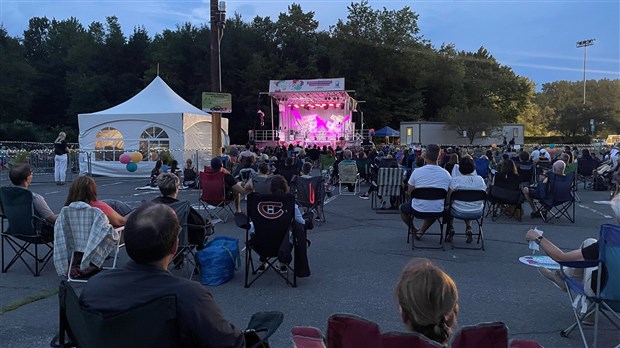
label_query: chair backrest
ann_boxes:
[410,187,447,200]
[59,281,177,348]
[449,321,509,348]
[0,186,37,237]
[377,168,404,197]
[199,171,227,205]
[338,162,359,184]
[295,176,325,209]
[517,162,534,184]
[246,193,295,257]
[474,158,490,178]
[450,189,488,204]
[487,185,523,205]
[577,157,598,176]
[252,175,275,195]
[319,154,336,170]
[278,165,299,185]
[599,224,620,308]
[565,162,578,175]
[546,172,575,206]
[166,200,191,245]
[326,313,443,348]
[326,313,383,348]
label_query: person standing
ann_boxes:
[54,132,68,185]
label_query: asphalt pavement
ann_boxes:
[1,172,619,347]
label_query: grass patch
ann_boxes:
[0,289,58,315]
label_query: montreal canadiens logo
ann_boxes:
[258,201,284,219]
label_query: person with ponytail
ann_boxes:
[395,258,459,345]
[54,131,68,185]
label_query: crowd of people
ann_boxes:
[4,139,619,347]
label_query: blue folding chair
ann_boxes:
[559,224,620,347]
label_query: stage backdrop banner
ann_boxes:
[269,78,345,93]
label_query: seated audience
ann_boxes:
[149,160,163,187]
[152,173,209,248]
[494,159,521,191]
[395,258,459,345]
[445,156,487,243]
[79,203,245,347]
[244,162,274,195]
[522,160,565,217]
[400,144,451,239]
[183,158,197,188]
[523,194,619,324]
[209,157,251,213]
[8,164,57,239]
[66,176,133,228]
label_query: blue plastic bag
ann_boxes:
[197,236,240,286]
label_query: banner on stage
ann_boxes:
[269,78,345,93]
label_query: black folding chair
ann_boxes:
[406,188,447,250]
[1,186,54,276]
[485,185,523,222]
[57,280,177,348]
[518,162,535,187]
[534,172,576,223]
[447,190,487,250]
[166,200,213,279]
[236,193,297,288]
[577,157,598,190]
[295,176,326,223]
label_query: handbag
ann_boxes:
[197,236,240,286]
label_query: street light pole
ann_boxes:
[210,0,225,157]
[576,38,595,105]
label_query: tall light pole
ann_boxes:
[576,38,595,105]
[210,1,226,157]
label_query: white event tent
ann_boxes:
[78,76,229,177]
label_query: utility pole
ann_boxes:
[576,39,595,105]
[210,0,225,157]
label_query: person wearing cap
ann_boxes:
[210,157,250,213]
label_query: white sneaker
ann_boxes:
[359,193,369,200]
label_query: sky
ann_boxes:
[1,0,619,90]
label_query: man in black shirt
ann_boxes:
[80,203,245,347]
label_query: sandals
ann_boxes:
[466,227,473,243]
[445,227,455,243]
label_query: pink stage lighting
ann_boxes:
[328,103,334,107]
[293,104,299,108]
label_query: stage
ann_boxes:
[253,78,362,148]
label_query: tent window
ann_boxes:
[94,127,124,161]
[139,127,169,161]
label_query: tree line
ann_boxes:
[0,1,618,144]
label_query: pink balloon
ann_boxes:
[119,153,131,164]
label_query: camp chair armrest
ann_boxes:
[558,260,599,268]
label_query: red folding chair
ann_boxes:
[198,171,235,223]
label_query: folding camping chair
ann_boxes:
[371,167,404,214]
[577,157,598,190]
[295,175,326,223]
[474,157,491,182]
[485,185,523,222]
[236,193,298,288]
[53,202,123,283]
[533,172,576,223]
[449,321,509,348]
[558,223,620,348]
[406,188,447,250]
[57,280,177,348]
[198,171,235,223]
[517,162,535,187]
[0,186,54,276]
[447,190,487,250]
[326,313,443,348]
[167,200,213,279]
[338,162,360,195]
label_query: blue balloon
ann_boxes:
[126,162,138,172]
[549,143,555,149]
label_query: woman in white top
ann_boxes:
[445,156,487,243]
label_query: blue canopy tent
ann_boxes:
[374,126,400,137]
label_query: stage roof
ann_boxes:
[269,90,354,105]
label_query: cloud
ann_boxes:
[505,62,620,76]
